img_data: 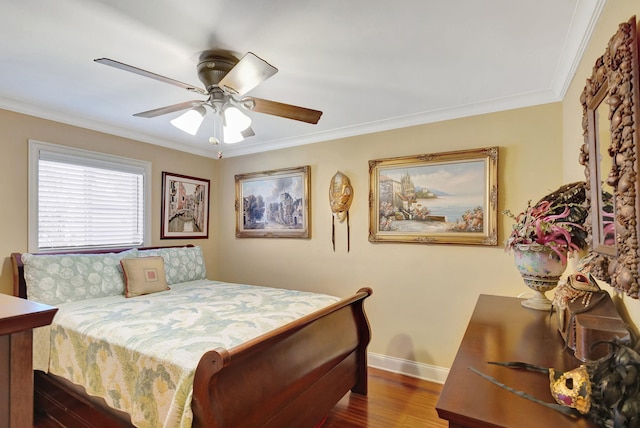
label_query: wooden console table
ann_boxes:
[436,294,598,428]
[0,293,57,428]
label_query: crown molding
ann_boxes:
[1,88,561,159]
[220,88,561,157]
[0,95,218,159]
[551,0,607,99]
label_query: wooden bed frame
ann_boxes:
[11,246,372,427]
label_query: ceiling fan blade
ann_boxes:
[218,52,277,96]
[241,97,322,124]
[94,58,207,95]
[133,100,205,118]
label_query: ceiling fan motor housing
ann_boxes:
[196,52,238,92]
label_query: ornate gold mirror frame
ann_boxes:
[579,16,640,298]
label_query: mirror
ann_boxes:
[596,95,616,250]
[589,80,616,255]
[579,16,640,298]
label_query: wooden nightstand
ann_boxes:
[0,293,57,428]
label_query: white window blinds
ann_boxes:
[29,141,151,251]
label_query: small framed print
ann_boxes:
[235,165,310,239]
[161,172,210,239]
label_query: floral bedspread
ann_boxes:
[38,280,340,428]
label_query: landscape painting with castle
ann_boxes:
[235,166,310,239]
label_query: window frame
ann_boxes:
[28,139,152,252]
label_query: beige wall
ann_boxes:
[0,105,566,371]
[216,103,563,368]
[0,109,218,296]
[562,1,640,329]
[2,106,563,371]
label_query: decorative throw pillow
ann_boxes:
[120,256,169,298]
[138,246,206,284]
[22,249,138,305]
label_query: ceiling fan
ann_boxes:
[94,49,323,149]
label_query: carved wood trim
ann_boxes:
[579,16,640,298]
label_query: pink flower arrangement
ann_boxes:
[504,200,585,264]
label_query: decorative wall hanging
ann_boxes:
[235,165,310,239]
[329,171,353,251]
[161,172,210,239]
[368,147,498,245]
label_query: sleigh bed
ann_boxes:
[11,245,372,427]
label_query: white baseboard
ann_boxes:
[368,352,449,384]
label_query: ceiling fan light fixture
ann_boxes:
[223,126,245,144]
[223,105,251,132]
[210,112,224,145]
[240,98,256,110]
[170,106,207,135]
[241,126,255,138]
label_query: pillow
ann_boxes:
[120,256,169,298]
[138,246,206,284]
[22,249,138,305]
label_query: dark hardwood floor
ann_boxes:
[35,368,447,427]
[324,368,447,427]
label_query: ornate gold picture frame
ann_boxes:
[235,165,311,239]
[368,147,498,246]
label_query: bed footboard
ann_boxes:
[191,287,372,428]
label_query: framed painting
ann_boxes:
[369,147,498,245]
[235,165,310,239]
[161,172,210,239]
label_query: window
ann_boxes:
[28,140,151,252]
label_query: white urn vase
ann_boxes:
[512,243,567,310]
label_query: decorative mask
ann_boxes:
[549,366,591,414]
[470,332,640,427]
[553,272,602,312]
[329,171,353,251]
[552,272,608,337]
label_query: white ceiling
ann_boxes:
[0,0,605,158]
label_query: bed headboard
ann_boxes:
[11,244,194,299]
